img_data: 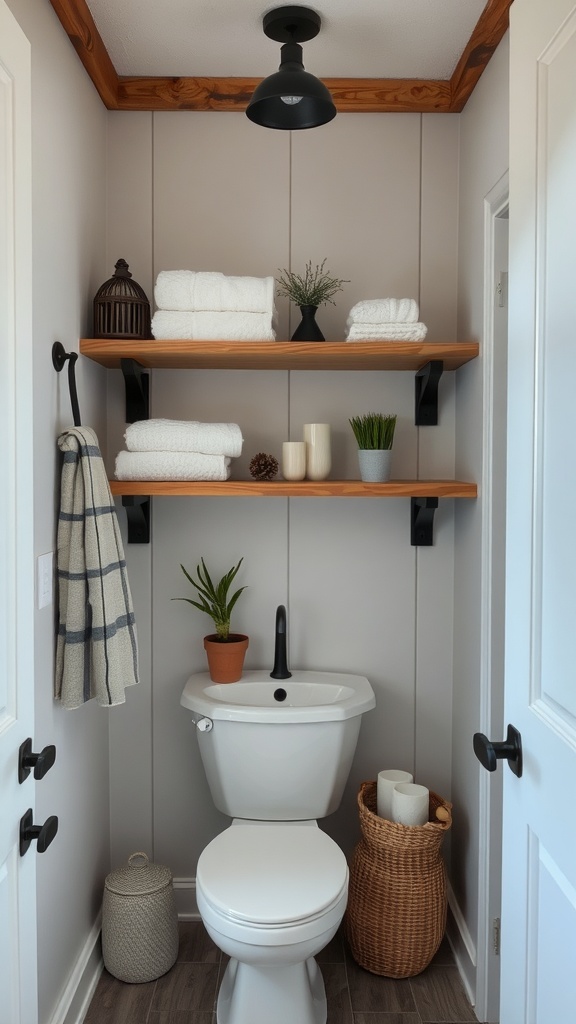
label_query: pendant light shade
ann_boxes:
[246,6,336,130]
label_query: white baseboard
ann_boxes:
[173,876,200,920]
[446,882,477,1009]
[47,915,103,1024]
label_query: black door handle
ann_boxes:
[19,809,59,856]
[18,738,56,783]
[473,723,523,778]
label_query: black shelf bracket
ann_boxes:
[122,495,151,544]
[121,358,149,423]
[411,497,439,546]
[415,360,444,426]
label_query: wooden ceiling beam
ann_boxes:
[50,0,512,115]
[449,0,511,111]
[116,76,453,113]
[49,0,119,108]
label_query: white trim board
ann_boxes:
[47,916,102,1024]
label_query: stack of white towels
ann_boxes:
[115,419,243,481]
[151,270,277,341]
[345,298,427,341]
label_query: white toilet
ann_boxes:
[181,668,375,1024]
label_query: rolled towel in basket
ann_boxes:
[348,298,419,324]
[155,271,275,314]
[346,322,428,342]
[151,309,276,341]
[115,450,231,481]
[125,419,243,458]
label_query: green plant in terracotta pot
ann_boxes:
[173,557,248,683]
[349,413,397,483]
[276,258,349,341]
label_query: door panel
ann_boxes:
[502,1,576,1019]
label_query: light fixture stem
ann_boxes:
[279,42,304,69]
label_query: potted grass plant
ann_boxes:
[173,557,248,683]
[349,413,397,482]
[276,258,349,341]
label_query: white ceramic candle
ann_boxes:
[303,423,331,481]
[391,782,430,827]
[282,441,307,481]
[376,769,413,819]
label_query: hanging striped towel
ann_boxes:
[56,426,139,709]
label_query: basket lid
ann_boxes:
[105,852,172,896]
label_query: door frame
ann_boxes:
[474,170,509,1024]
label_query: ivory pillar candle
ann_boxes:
[282,441,306,481]
[391,782,430,826]
[376,769,413,819]
[303,423,331,481]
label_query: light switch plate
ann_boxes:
[37,552,53,609]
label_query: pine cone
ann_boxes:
[249,452,279,481]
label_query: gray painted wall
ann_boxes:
[104,110,460,900]
[5,0,110,1020]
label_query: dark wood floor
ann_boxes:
[84,922,479,1024]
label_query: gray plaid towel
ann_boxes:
[56,426,139,708]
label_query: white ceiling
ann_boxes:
[85,0,487,80]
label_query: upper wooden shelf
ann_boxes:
[80,339,479,372]
[110,479,477,499]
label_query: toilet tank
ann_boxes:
[181,670,375,820]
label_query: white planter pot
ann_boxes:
[357,449,392,483]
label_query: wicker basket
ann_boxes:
[102,852,179,983]
[344,780,452,978]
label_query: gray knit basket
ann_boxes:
[102,852,179,983]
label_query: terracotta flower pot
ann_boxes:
[203,633,249,683]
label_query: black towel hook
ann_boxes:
[52,342,81,427]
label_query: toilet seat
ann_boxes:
[196,824,348,928]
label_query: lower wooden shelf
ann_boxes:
[110,479,477,498]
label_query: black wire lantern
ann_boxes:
[93,259,152,339]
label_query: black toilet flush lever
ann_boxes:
[473,724,523,778]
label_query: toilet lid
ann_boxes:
[197,825,348,926]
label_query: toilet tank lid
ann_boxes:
[197,825,348,926]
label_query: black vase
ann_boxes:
[291,304,325,342]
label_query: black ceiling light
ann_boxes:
[246,5,336,130]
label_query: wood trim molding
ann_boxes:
[50,0,512,114]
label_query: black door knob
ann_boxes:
[19,809,59,856]
[18,738,56,783]
[473,723,523,778]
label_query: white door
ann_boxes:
[500,0,576,1019]
[0,4,37,1023]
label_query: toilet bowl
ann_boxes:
[196,821,348,1024]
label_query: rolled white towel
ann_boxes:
[115,450,231,481]
[346,322,428,342]
[347,298,419,324]
[155,270,275,314]
[151,309,276,341]
[125,419,243,458]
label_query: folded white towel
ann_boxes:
[151,310,276,341]
[347,298,419,324]
[155,270,275,314]
[115,450,231,481]
[346,322,428,342]
[125,419,243,458]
